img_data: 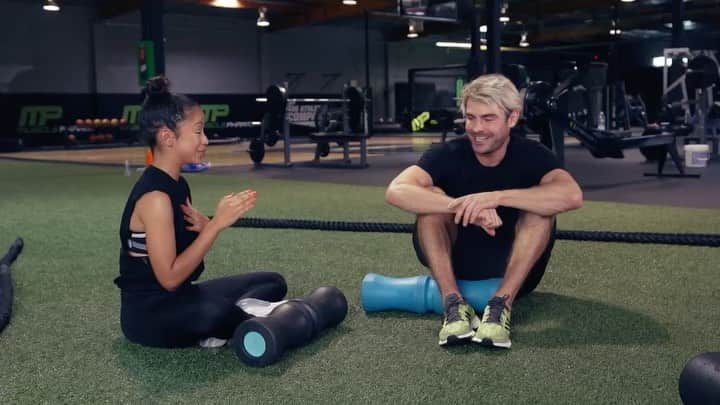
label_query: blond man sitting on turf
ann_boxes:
[386,74,583,348]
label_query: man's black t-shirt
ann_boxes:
[416,135,561,278]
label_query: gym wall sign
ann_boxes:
[286,104,322,125]
[17,106,63,133]
[8,94,265,147]
[122,104,234,129]
[411,111,431,132]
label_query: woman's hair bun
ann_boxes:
[145,76,171,98]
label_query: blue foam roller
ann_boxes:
[361,273,502,315]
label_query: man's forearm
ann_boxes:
[386,184,454,214]
[497,180,583,216]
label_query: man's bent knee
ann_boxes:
[516,212,555,231]
[417,212,454,227]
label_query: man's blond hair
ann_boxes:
[460,74,522,117]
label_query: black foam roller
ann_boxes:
[233,286,348,367]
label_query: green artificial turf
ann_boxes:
[0,160,718,404]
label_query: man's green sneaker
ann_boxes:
[472,295,512,348]
[438,294,480,346]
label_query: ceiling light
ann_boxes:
[519,31,529,47]
[43,0,60,12]
[342,0,357,5]
[408,20,422,38]
[664,20,697,30]
[211,0,240,8]
[499,1,509,23]
[437,41,470,49]
[436,42,492,51]
[652,56,672,67]
[257,7,270,27]
[620,0,635,2]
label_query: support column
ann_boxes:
[671,0,686,48]
[141,0,165,76]
[486,0,502,74]
[467,7,482,80]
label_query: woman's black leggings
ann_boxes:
[120,272,287,348]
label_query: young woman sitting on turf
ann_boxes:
[115,76,287,348]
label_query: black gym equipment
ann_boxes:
[404,64,466,141]
[519,62,699,178]
[0,238,25,334]
[232,286,348,367]
[662,49,720,159]
[247,139,266,165]
[626,95,649,128]
[228,217,720,248]
[679,352,720,405]
[685,55,720,98]
[251,84,371,168]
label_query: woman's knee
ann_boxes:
[192,299,237,335]
[251,271,287,300]
[267,271,287,298]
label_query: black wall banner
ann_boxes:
[0,92,351,151]
[0,93,267,150]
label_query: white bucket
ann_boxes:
[684,144,710,168]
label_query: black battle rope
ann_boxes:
[231,218,720,247]
[0,238,25,333]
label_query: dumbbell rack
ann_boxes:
[69,118,128,148]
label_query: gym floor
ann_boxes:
[3,133,718,208]
[0,135,718,404]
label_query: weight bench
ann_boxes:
[567,120,699,178]
[306,132,372,168]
